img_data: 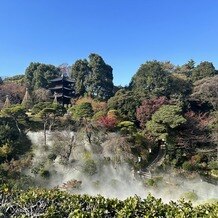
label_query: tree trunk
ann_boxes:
[44,121,47,146]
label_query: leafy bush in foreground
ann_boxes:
[0,187,217,217]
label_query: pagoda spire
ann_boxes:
[3,95,11,108]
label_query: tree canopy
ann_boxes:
[25,62,61,90]
[192,61,217,82]
[129,61,171,97]
[146,105,186,140]
[71,54,114,100]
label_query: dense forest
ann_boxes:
[0,54,217,216]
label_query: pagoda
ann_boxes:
[50,73,75,107]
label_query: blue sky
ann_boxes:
[0,0,218,85]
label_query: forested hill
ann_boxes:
[0,54,217,216]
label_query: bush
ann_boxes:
[211,169,218,178]
[180,191,198,202]
[208,161,218,170]
[117,121,136,135]
[82,159,97,176]
[92,111,106,121]
[0,188,217,217]
[182,161,194,171]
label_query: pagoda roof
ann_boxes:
[50,86,73,90]
[54,94,72,99]
[50,77,75,83]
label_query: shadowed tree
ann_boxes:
[71,59,90,96]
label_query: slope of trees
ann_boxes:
[0,56,217,210]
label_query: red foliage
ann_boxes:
[136,96,168,128]
[97,115,118,130]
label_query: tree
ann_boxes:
[86,53,114,100]
[0,77,3,85]
[192,61,216,82]
[71,59,90,96]
[1,105,27,134]
[70,102,94,120]
[33,88,51,104]
[37,104,65,146]
[0,82,26,105]
[25,62,61,90]
[136,97,168,128]
[146,105,186,140]
[107,89,141,122]
[191,75,218,110]
[175,59,195,78]
[129,61,171,97]
[97,115,118,130]
[168,73,192,99]
[0,116,31,163]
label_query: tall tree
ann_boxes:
[129,61,170,97]
[71,59,90,96]
[25,62,60,90]
[87,53,114,100]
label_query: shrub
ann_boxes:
[180,192,198,202]
[182,161,194,171]
[82,159,97,176]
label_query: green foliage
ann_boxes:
[70,102,94,120]
[211,169,218,178]
[117,121,136,135]
[208,161,218,170]
[108,89,141,121]
[180,192,198,202]
[71,59,90,96]
[192,61,217,82]
[1,104,26,119]
[0,117,31,163]
[71,54,114,100]
[0,104,28,133]
[3,75,25,83]
[146,105,186,139]
[168,73,192,99]
[25,62,60,90]
[92,110,107,121]
[87,53,114,100]
[130,60,171,97]
[31,102,53,115]
[182,161,194,171]
[0,189,217,217]
[82,159,97,176]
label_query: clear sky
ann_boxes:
[0,0,218,85]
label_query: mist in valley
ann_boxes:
[26,131,218,203]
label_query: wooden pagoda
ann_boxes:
[50,73,75,107]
